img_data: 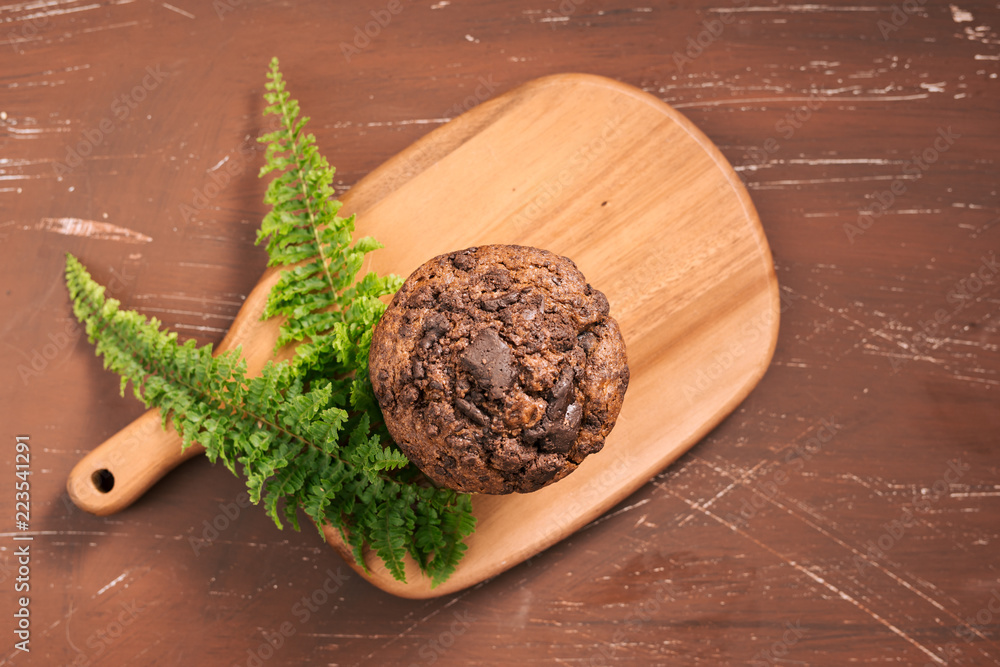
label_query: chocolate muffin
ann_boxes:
[369,245,629,494]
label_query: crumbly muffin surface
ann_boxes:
[369,245,629,494]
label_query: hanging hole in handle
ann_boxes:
[91,469,115,493]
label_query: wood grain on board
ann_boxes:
[67,73,779,598]
[1,0,998,665]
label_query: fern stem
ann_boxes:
[275,85,338,295]
[70,284,406,489]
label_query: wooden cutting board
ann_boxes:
[67,73,779,599]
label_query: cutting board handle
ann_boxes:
[67,410,205,515]
[67,266,287,515]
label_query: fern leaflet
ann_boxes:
[64,58,477,586]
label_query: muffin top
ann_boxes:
[369,245,629,494]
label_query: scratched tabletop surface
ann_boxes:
[2,0,999,665]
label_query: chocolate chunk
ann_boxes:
[588,286,610,318]
[546,366,576,421]
[411,359,425,379]
[423,313,448,336]
[455,397,489,427]
[484,266,513,290]
[460,328,515,399]
[439,291,466,312]
[578,331,597,352]
[523,423,546,446]
[540,402,583,453]
[406,284,436,309]
[541,423,575,453]
[400,384,420,405]
[523,454,562,488]
[481,292,520,312]
[493,439,533,473]
[417,313,449,350]
[564,402,583,430]
[452,250,476,270]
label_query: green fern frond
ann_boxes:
[256,57,403,390]
[66,255,474,582]
[63,58,477,586]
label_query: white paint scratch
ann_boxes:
[79,20,141,35]
[787,158,896,166]
[208,155,229,172]
[672,93,929,109]
[18,217,154,243]
[949,4,973,22]
[363,118,449,128]
[160,2,194,19]
[172,323,227,334]
[792,565,947,664]
[676,460,997,648]
[96,570,130,596]
[17,3,101,23]
[708,4,880,12]
[666,491,951,665]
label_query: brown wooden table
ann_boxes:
[2,1,998,665]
